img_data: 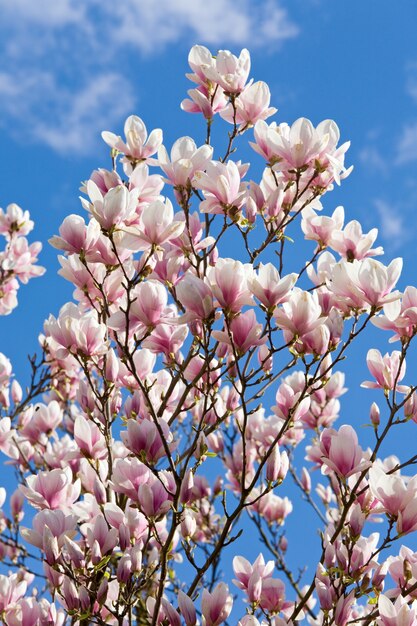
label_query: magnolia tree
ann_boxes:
[0,44,416,626]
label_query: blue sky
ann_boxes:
[1,0,417,599]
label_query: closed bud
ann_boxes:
[62,577,79,612]
[180,470,194,505]
[258,344,273,372]
[178,590,197,626]
[11,380,22,404]
[93,478,107,505]
[91,539,102,565]
[10,490,24,521]
[105,349,119,383]
[119,523,130,551]
[278,450,289,481]
[266,444,281,482]
[370,402,380,427]
[300,467,311,494]
[117,554,132,583]
[97,578,108,605]
[130,544,143,573]
[79,586,90,612]
[181,511,196,539]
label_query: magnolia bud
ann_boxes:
[11,380,22,404]
[370,402,380,427]
[266,444,281,482]
[300,467,311,494]
[181,511,196,539]
[105,349,119,383]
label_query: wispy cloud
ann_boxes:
[374,199,408,250]
[0,0,298,155]
[358,146,387,174]
[395,63,417,164]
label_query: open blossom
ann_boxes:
[49,214,101,257]
[212,309,266,355]
[330,219,384,260]
[158,137,213,188]
[201,583,233,626]
[377,594,417,626]
[248,263,297,310]
[373,286,417,341]
[44,303,109,358]
[201,48,251,94]
[274,288,324,339]
[102,115,163,167]
[220,81,277,128]
[233,554,275,603]
[181,85,228,119]
[319,424,370,478]
[0,574,27,612]
[328,257,402,310]
[301,205,345,249]
[361,349,407,392]
[81,181,139,230]
[122,198,185,251]
[20,467,81,511]
[0,203,33,238]
[206,258,253,313]
[194,160,248,216]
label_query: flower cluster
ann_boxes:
[0,45,416,626]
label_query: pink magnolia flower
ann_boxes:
[0,574,27,612]
[328,257,402,311]
[121,418,175,464]
[330,219,384,260]
[181,85,228,119]
[301,205,345,249]
[158,137,213,187]
[193,161,248,217]
[377,594,417,626]
[319,424,370,478]
[49,214,101,258]
[44,303,109,359]
[201,48,251,94]
[109,280,168,334]
[233,554,275,603]
[201,583,233,626]
[274,288,324,339]
[220,81,277,128]
[206,258,253,313]
[81,182,139,230]
[373,286,417,341]
[361,349,407,392]
[369,465,417,517]
[247,263,297,311]
[212,310,266,355]
[122,198,185,252]
[102,115,163,166]
[0,203,33,238]
[266,117,330,169]
[21,509,77,549]
[110,458,150,502]
[74,415,107,460]
[20,467,81,511]
[176,273,215,322]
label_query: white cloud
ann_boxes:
[374,199,407,249]
[0,70,135,155]
[0,0,297,154]
[358,146,387,173]
[395,123,417,165]
[102,0,298,51]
